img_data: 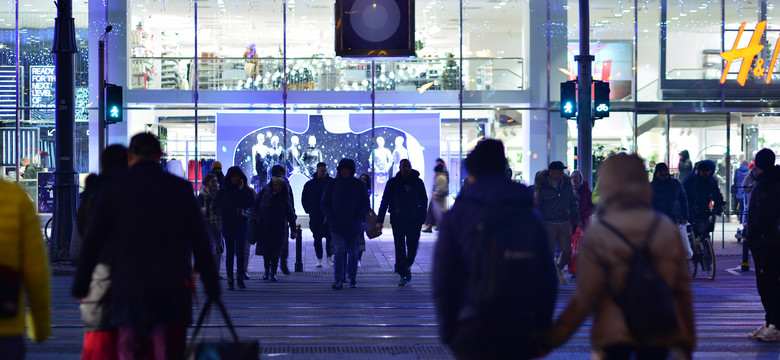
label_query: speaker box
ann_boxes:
[335,0,415,57]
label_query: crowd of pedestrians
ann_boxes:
[6,130,780,359]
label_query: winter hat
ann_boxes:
[749,162,755,170]
[548,161,567,171]
[754,148,776,170]
[654,162,669,173]
[337,158,356,175]
[212,161,222,170]
[465,139,506,176]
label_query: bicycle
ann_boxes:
[687,214,716,280]
[43,215,54,248]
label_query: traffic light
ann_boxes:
[560,81,577,119]
[105,84,123,125]
[593,80,610,119]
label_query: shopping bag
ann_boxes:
[568,227,583,275]
[364,208,382,239]
[679,224,694,260]
[187,298,258,360]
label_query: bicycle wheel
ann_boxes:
[44,217,53,247]
[702,238,716,280]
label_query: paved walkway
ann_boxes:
[29,230,778,359]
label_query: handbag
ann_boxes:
[79,263,113,331]
[364,208,382,239]
[187,298,258,360]
[568,227,583,275]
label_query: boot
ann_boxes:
[227,277,235,291]
[237,277,246,289]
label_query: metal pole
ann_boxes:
[98,39,105,161]
[13,0,18,183]
[52,0,78,260]
[282,1,287,157]
[371,60,375,208]
[294,224,302,272]
[546,0,551,164]
[724,113,730,250]
[194,0,199,190]
[576,0,594,185]
[458,0,463,186]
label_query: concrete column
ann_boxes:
[525,0,568,180]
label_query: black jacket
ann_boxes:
[377,169,428,225]
[321,175,370,235]
[534,170,580,224]
[212,168,255,237]
[302,175,331,218]
[747,165,780,251]
[651,176,689,223]
[72,161,219,326]
[678,151,693,181]
[256,183,296,256]
[682,161,724,223]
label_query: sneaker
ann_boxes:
[243,272,250,280]
[749,323,769,339]
[358,260,363,268]
[758,324,780,342]
[316,259,323,268]
[332,281,343,290]
[398,277,409,286]
[422,227,433,233]
[327,257,334,267]
[349,279,357,288]
[557,268,569,285]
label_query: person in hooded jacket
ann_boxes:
[256,177,297,282]
[433,139,556,360]
[746,149,780,341]
[682,160,725,253]
[376,159,429,286]
[678,150,693,181]
[197,173,223,278]
[212,166,255,290]
[302,162,333,267]
[651,163,689,225]
[321,159,370,289]
[733,160,750,217]
[546,153,695,359]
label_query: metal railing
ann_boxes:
[129,56,524,92]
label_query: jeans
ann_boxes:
[332,231,359,283]
[117,324,186,360]
[223,227,246,280]
[208,228,223,274]
[0,336,23,360]
[391,221,422,279]
[546,221,572,270]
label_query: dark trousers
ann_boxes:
[280,238,289,270]
[311,215,332,259]
[753,244,780,325]
[449,318,535,360]
[223,229,246,280]
[602,344,669,360]
[391,221,422,279]
[0,336,23,360]
[117,324,186,360]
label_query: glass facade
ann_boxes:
[3,0,780,215]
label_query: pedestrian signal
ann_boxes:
[105,84,123,125]
[593,80,610,119]
[560,81,577,119]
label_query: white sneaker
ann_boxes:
[327,256,333,267]
[758,324,780,342]
[557,268,569,285]
[316,259,323,268]
[749,323,768,339]
[358,260,363,268]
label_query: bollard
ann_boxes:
[295,224,303,272]
[742,226,751,272]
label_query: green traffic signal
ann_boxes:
[105,84,123,125]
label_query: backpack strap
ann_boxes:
[600,214,662,252]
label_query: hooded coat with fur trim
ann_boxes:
[534,170,580,224]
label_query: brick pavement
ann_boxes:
[28,230,779,359]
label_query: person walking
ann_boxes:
[321,159,370,289]
[746,149,780,341]
[682,160,725,268]
[376,159,428,286]
[742,162,760,225]
[270,164,296,275]
[302,162,332,268]
[209,161,225,187]
[651,163,689,225]
[678,150,693,181]
[256,177,297,282]
[76,145,128,360]
[73,133,220,360]
[534,161,581,284]
[197,173,223,278]
[423,164,449,233]
[545,153,695,359]
[0,179,51,359]
[433,139,556,360]
[733,160,750,218]
[568,169,596,279]
[212,166,255,290]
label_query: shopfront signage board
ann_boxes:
[721,21,780,86]
[30,65,55,120]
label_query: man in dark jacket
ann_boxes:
[302,162,332,267]
[679,150,693,181]
[376,159,428,286]
[534,161,580,284]
[270,164,296,275]
[651,162,689,224]
[433,139,556,359]
[73,133,220,359]
[683,160,725,245]
[321,158,370,289]
[746,149,780,341]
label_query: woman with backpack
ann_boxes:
[544,153,695,359]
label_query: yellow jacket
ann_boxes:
[0,179,50,341]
